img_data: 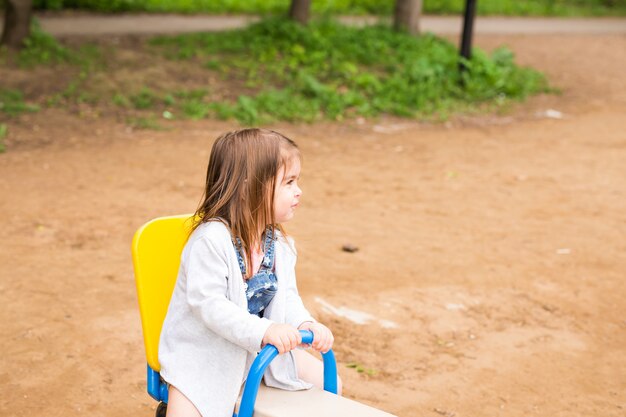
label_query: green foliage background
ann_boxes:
[31,0,626,16]
[2,17,551,126]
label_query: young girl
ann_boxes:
[158,128,339,417]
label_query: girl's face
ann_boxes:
[274,158,302,223]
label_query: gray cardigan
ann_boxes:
[158,221,314,417]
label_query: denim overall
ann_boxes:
[233,229,278,316]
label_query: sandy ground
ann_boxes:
[1,25,625,417]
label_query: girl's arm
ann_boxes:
[184,236,273,353]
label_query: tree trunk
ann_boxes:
[288,0,311,25]
[1,0,33,49]
[393,0,422,35]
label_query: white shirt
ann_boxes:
[158,220,314,417]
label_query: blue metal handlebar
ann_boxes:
[236,329,338,417]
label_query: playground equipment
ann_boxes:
[132,215,396,417]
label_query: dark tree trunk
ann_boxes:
[1,0,33,49]
[393,0,422,35]
[288,0,311,25]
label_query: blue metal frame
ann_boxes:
[145,329,338,416]
[237,330,338,417]
[147,364,169,403]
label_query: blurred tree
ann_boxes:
[1,0,33,48]
[394,0,422,34]
[289,0,311,24]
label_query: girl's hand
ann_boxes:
[262,323,301,354]
[298,321,334,353]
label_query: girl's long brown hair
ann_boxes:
[192,128,299,277]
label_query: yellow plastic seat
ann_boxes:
[132,214,194,373]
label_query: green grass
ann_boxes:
[126,115,165,130]
[130,87,157,110]
[0,123,7,153]
[0,19,103,70]
[0,19,106,123]
[346,362,378,376]
[16,21,74,67]
[0,89,40,116]
[148,18,550,124]
[111,88,213,120]
[32,0,626,17]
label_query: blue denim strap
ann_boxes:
[233,229,278,315]
[233,228,276,275]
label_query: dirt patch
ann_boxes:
[0,33,625,417]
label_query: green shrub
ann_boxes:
[151,18,550,124]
